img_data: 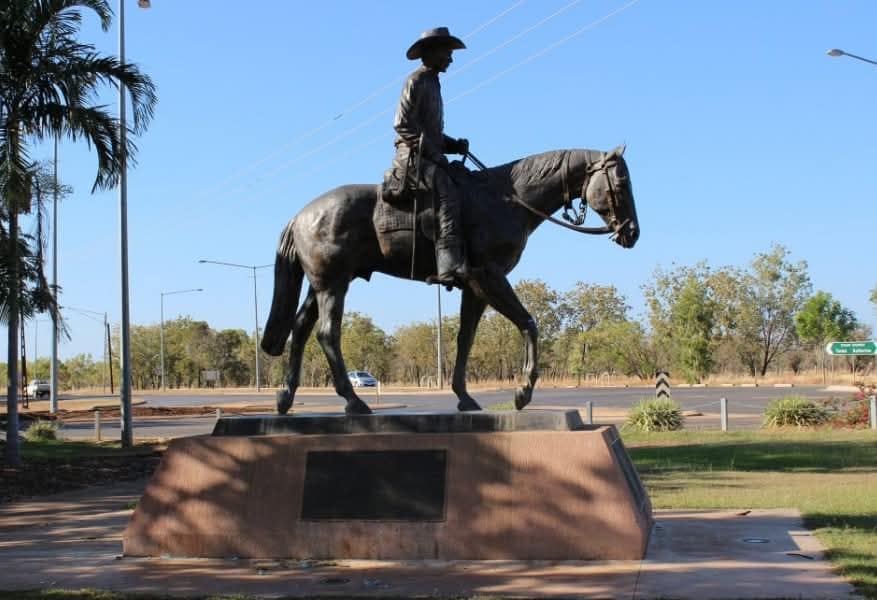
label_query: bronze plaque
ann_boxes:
[301,450,446,520]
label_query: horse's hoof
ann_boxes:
[514,387,531,410]
[457,396,482,412]
[276,390,293,415]
[345,399,373,415]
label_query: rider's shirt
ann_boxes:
[394,65,455,165]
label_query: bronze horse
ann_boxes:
[261,146,639,415]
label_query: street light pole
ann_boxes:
[118,0,150,448]
[251,266,261,390]
[826,48,877,67]
[437,287,443,389]
[159,288,203,390]
[198,260,271,390]
[118,0,132,447]
[50,136,59,413]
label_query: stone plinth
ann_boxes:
[124,411,651,560]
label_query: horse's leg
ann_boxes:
[276,288,318,415]
[452,287,486,412]
[469,265,539,410]
[314,283,372,415]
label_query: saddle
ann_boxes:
[376,160,485,241]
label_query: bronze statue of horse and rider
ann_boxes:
[260,28,640,415]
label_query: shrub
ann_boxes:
[822,394,872,429]
[623,398,683,432]
[24,419,59,442]
[763,396,828,428]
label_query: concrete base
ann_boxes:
[123,422,651,560]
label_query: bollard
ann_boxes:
[377,381,381,404]
[870,396,877,430]
[94,410,101,442]
[585,401,593,425]
[720,397,728,432]
[216,407,222,421]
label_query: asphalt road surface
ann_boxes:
[58,385,840,441]
[143,384,832,411]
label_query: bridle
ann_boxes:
[469,150,631,238]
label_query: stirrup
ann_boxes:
[426,273,458,291]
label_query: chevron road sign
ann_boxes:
[825,341,877,356]
[655,370,671,398]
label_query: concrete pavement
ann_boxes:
[0,480,857,599]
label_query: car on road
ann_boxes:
[347,371,378,387]
[27,379,50,399]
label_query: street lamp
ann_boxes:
[118,0,150,447]
[198,260,272,390]
[50,136,59,414]
[826,48,877,67]
[160,288,203,390]
[62,306,112,393]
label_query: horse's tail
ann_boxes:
[261,218,304,356]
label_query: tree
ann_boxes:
[795,291,857,383]
[469,307,520,381]
[670,275,716,383]
[392,321,441,385]
[643,263,716,380]
[871,285,877,310]
[514,279,564,377]
[1,0,156,465]
[341,312,392,381]
[563,283,630,385]
[739,245,811,376]
[210,329,250,386]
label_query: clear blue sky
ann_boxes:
[14,0,877,361]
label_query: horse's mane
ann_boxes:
[487,149,576,187]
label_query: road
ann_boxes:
[58,385,839,441]
[143,384,832,411]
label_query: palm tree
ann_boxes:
[1,0,157,466]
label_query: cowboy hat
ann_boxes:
[406,27,466,60]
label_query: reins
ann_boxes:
[464,150,626,237]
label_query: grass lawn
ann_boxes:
[12,439,165,460]
[624,429,877,600]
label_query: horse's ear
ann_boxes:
[614,143,627,157]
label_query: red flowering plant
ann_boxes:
[822,382,875,429]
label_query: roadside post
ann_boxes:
[655,370,671,399]
[585,400,593,425]
[870,396,876,431]
[94,410,101,442]
[720,397,728,432]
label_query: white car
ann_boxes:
[347,371,378,387]
[27,379,50,399]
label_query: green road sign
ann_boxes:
[825,341,877,356]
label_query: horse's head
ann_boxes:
[584,145,639,249]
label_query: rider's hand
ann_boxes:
[435,155,450,170]
[457,138,469,156]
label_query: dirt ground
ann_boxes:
[0,441,163,504]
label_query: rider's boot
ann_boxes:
[429,178,467,287]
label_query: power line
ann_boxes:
[447,0,586,81]
[450,0,642,103]
[191,0,527,202]
[463,0,527,38]
[253,0,643,197]
[213,0,602,202]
